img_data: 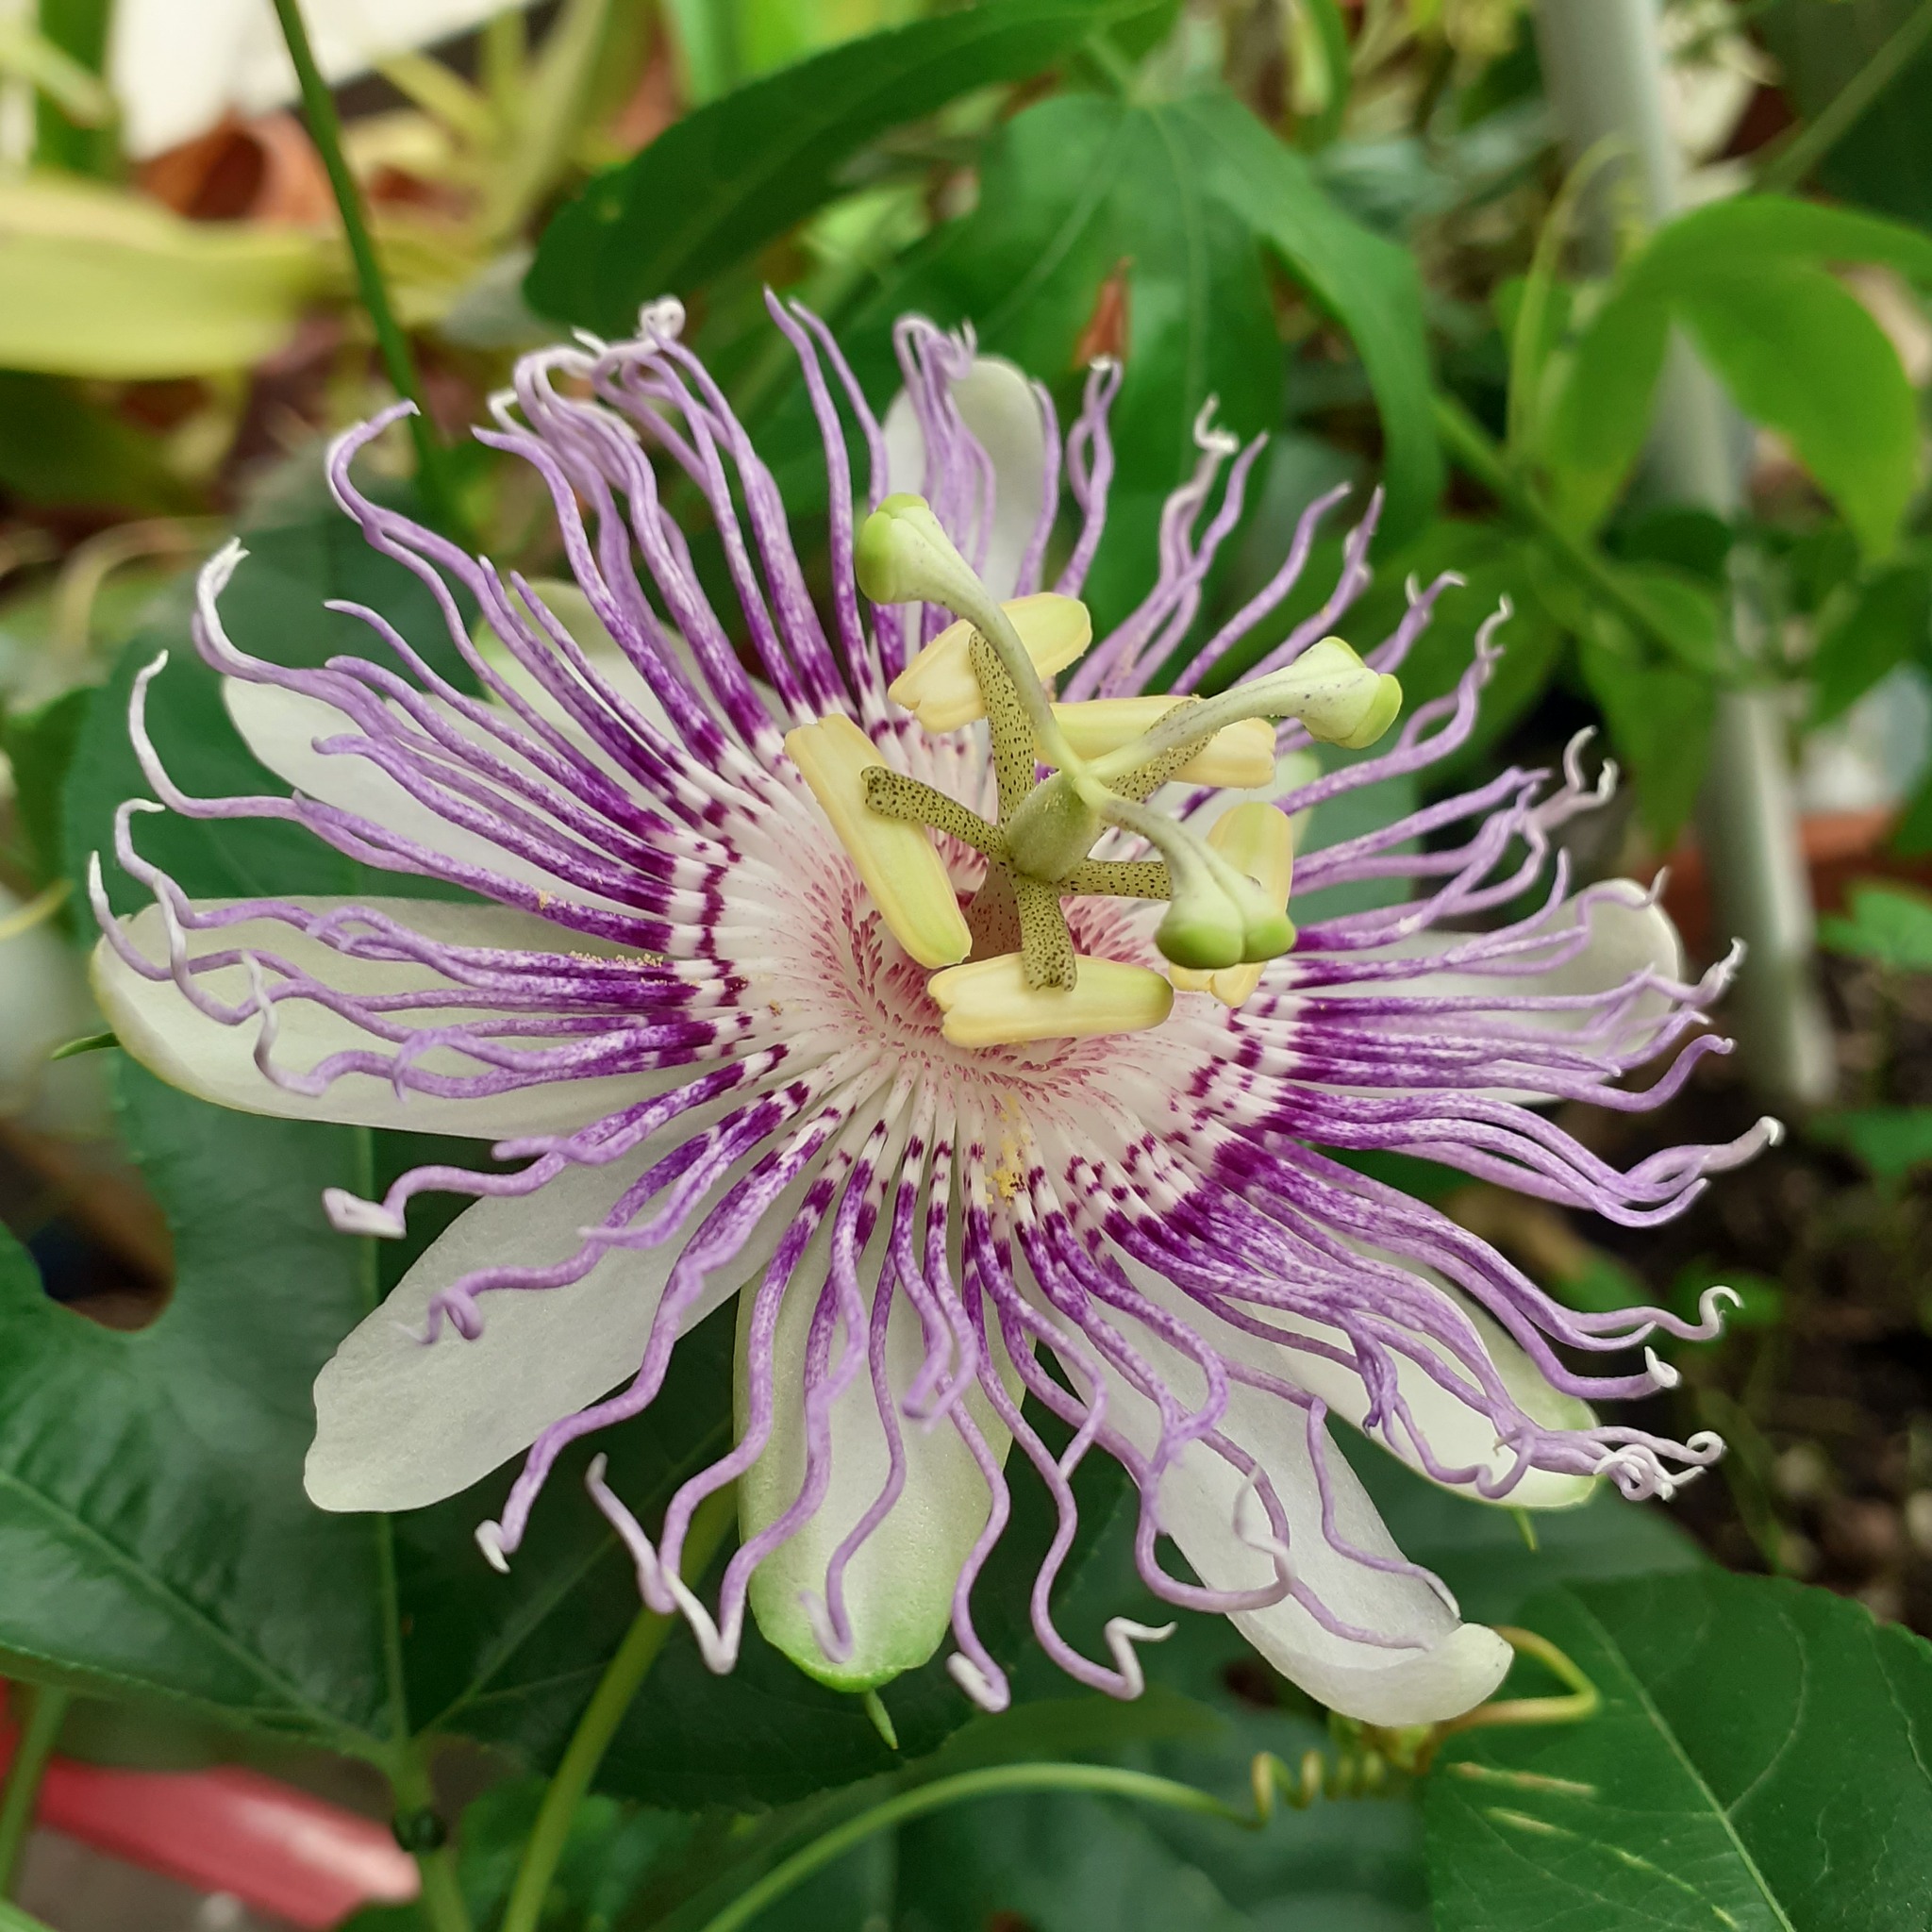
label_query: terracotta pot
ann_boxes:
[1654,809,1932,959]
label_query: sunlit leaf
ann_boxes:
[1536,284,1669,537]
[1674,258,1920,558]
[0,175,328,378]
[1543,194,1932,541]
[1576,634,1715,845]
[1810,558,1932,723]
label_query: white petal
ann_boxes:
[307,1104,811,1512]
[1060,1279,1509,1725]
[741,1217,1015,1690]
[1274,1285,1596,1511]
[222,678,623,906]
[110,0,539,158]
[882,356,1047,601]
[1373,880,1685,1041]
[1115,1242,1592,1512]
[92,895,662,1138]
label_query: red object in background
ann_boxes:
[0,1694,418,1929]
[1655,809,1932,962]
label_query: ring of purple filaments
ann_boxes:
[93,292,1774,1709]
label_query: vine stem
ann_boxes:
[346,1129,473,1932]
[498,1487,739,1932]
[268,0,467,538]
[1429,391,1684,662]
[391,1747,473,1932]
[0,1687,69,1898]
[1755,0,1932,196]
[413,1840,472,1932]
[0,1901,55,1932]
[694,1762,1251,1932]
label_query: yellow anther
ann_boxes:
[927,952,1174,1047]
[888,593,1092,732]
[1048,697,1275,788]
[784,714,972,969]
[1169,802,1294,1008]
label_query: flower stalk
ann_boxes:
[498,1487,737,1932]
[388,1747,473,1932]
[0,1686,68,1901]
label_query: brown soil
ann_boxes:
[1551,953,1932,1634]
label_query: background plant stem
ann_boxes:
[268,0,467,540]
[1533,0,1837,1108]
[1429,392,1683,657]
[498,1486,739,1932]
[0,1687,68,1899]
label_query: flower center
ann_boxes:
[785,493,1404,1048]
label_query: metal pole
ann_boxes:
[1534,0,1837,1107]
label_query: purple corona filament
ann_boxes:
[89,293,1772,1729]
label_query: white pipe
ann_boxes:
[1534,0,1837,1106]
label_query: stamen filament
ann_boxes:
[1087,637,1399,785]
[1012,875,1076,990]
[861,768,1006,863]
[1097,793,1291,971]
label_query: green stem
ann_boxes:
[696,1763,1250,1932]
[0,1687,69,1898]
[0,1901,57,1932]
[1081,28,1141,96]
[350,1129,471,1932]
[498,1487,739,1932]
[268,0,466,538]
[1754,0,1932,196]
[391,1748,474,1932]
[1430,391,1686,665]
[416,1842,473,1932]
[358,1152,412,1769]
